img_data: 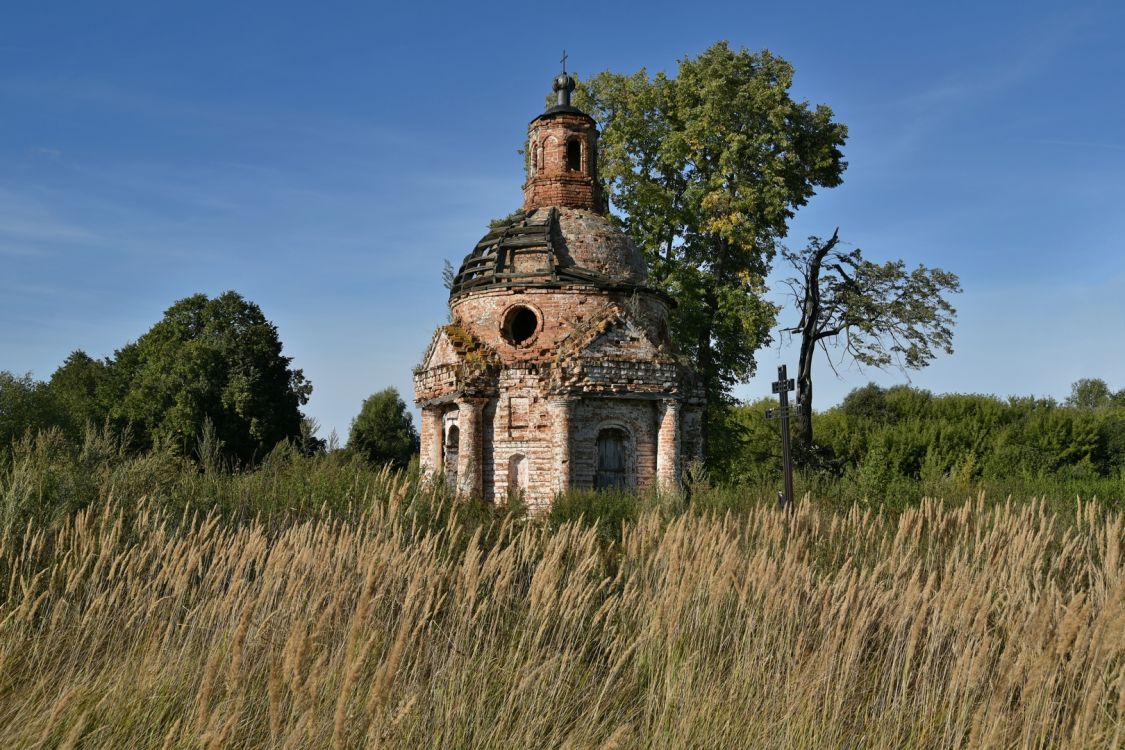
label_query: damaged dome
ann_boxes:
[448,206,648,300]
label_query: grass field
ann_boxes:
[0,450,1122,748]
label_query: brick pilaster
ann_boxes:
[455,398,484,497]
[548,397,575,494]
[656,399,681,491]
[420,406,443,481]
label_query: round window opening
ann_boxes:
[502,305,540,346]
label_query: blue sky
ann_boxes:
[2,0,1123,441]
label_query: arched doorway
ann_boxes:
[444,425,459,485]
[507,453,528,499]
[595,427,629,490]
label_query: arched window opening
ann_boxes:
[566,139,582,172]
[444,425,459,484]
[508,453,528,499]
[502,305,540,346]
[595,428,628,490]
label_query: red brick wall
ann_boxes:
[487,370,554,505]
[451,287,670,364]
[460,390,667,504]
[569,399,660,491]
[523,112,601,212]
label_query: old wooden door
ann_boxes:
[595,428,628,490]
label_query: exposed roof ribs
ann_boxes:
[448,208,654,300]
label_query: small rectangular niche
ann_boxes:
[509,396,530,432]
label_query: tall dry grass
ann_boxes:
[0,479,1122,748]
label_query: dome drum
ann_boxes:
[448,207,657,300]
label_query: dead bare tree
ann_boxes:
[782,229,961,450]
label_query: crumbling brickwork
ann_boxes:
[414,73,702,507]
[523,111,601,212]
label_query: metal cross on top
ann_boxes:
[560,49,568,73]
[765,364,797,512]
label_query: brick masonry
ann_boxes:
[414,83,703,507]
[523,111,602,213]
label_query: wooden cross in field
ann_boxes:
[766,364,796,511]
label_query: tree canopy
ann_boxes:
[47,351,111,440]
[105,292,312,464]
[347,388,418,469]
[781,230,961,449]
[1065,378,1123,411]
[0,372,54,451]
[719,379,1125,507]
[574,42,848,457]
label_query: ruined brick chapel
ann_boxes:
[413,68,702,506]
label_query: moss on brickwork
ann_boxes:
[441,324,500,370]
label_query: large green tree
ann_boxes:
[46,351,111,440]
[781,231,961,450]
[109,291,312,464]
[1065,378,1122,410]
[0,372,57,451]
[347,388,418,469]
[574,42,848,457]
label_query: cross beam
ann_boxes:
[765,364,796,511]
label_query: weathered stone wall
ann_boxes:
[426,372,687,503]
[416,284,695,503]
[523,112,600,212]
[486,369,553,504]
[450,287,670,364]
[414,364,460,404]
[656,400,681,490]
[441,409,459,483]
[680,405,705,465]
[554,209,647,283]
[570,398,660,490]
[418,407,443,479]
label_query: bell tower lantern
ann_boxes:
[523,64,602,212]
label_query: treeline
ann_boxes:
[1,291,314,465]
[4,290,1122,511]
[2,290,419,475]
[718,379,1125,508]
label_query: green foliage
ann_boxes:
[107,291,312,465]
[0,404,1120,539]
[0,426,520,545]
[442,258,456,291]
[347,387,419,469]
[2,292,312,470]
[782,231,961,449]
[0,372,57,450]
[574,42,848,455]
[704,396,782,483]
[785,239,961,369]
[723,380,1125,511]
[1065,377,1123,410]
[548,488,642,542]
[0,424,190,529]
[45,351,111,440]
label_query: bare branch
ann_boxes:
[782,227,960,449]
